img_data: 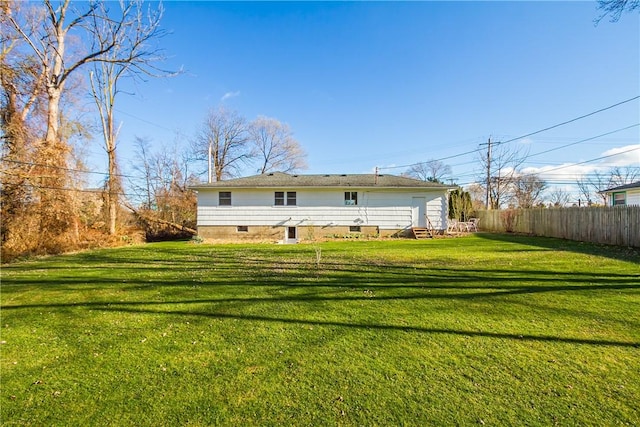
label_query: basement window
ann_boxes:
[219,191,231,206]
[349,226,361,232]
[237,226,249,232]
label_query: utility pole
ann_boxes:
[482,137,492,209]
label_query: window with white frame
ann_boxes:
[275,191,296,206]
[345,191,358,206]
[274,191,284,206]
[219,191,231,206]
[287,191,297,206]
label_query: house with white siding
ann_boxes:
[600,181,640,206]
[191,172,456,243]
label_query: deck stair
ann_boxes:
[412,227,432,239]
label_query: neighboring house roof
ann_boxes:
[191,172,457,190]
[600,181,640,193]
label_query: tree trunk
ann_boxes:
[124,202,197,235]
[36,19,74,247]
[106,111,119,236]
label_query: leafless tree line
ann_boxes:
[192,107,307,182]
[1,1,306,260]
[403,159,452,184]
[2,0,173,259]
[465,143,639,210]
[576,166,640,206]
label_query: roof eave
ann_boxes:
[190,184,457,190]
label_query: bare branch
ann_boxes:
[477,144,528,209]
[403,159,451,183]
[193,107,252,181]
[249,116,308,174]
[595,0,640,23]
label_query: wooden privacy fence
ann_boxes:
[477,206,640,248]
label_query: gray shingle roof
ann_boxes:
[191,172,456,189]
[601,181,640,193]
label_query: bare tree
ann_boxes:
[574,167,637,206]
[88,0,171,235]
[477,144,527,209]
[6,0,159,149]
[249,116,307,174]
[6,0,172,242]
[576,177,595,206]
[548,187,571,207]
[511,174,547,208]
[609,166,640,187]
[193,107,252,182]
[596,0,640,23]
[129,137,197,240]
[129,136,155,209]
[404,159,452,183]
[465,183,486,211]
[1,2,42,242]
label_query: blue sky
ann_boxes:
[103,1,639,200]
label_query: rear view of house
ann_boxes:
[191,172,455,243]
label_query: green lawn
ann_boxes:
[1,234,639,426]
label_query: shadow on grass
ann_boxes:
[3,282,638,302]
[2,266,638,294]
[4,240,638,349]
[3,239,638,297]
[89,306,640,348]
[3,277,639,349]
[3,298,636,348]
[476,233,640,263]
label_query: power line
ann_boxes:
[7,181,142,199]
[378,96,639,172]
[378,147,485,171]
[494,95,640,146]
[1,158,142,180]
[114,108,187,135]
[526,124,640,159]
[529,146,639,175]
[452,147,639,187]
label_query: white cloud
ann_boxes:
[520,144,639,181]
[599,144,640,167]
[220,91,240,102]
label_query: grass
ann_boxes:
[1,233,639,426]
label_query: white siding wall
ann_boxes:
[197,188,449,230]
[627,189,640,206]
